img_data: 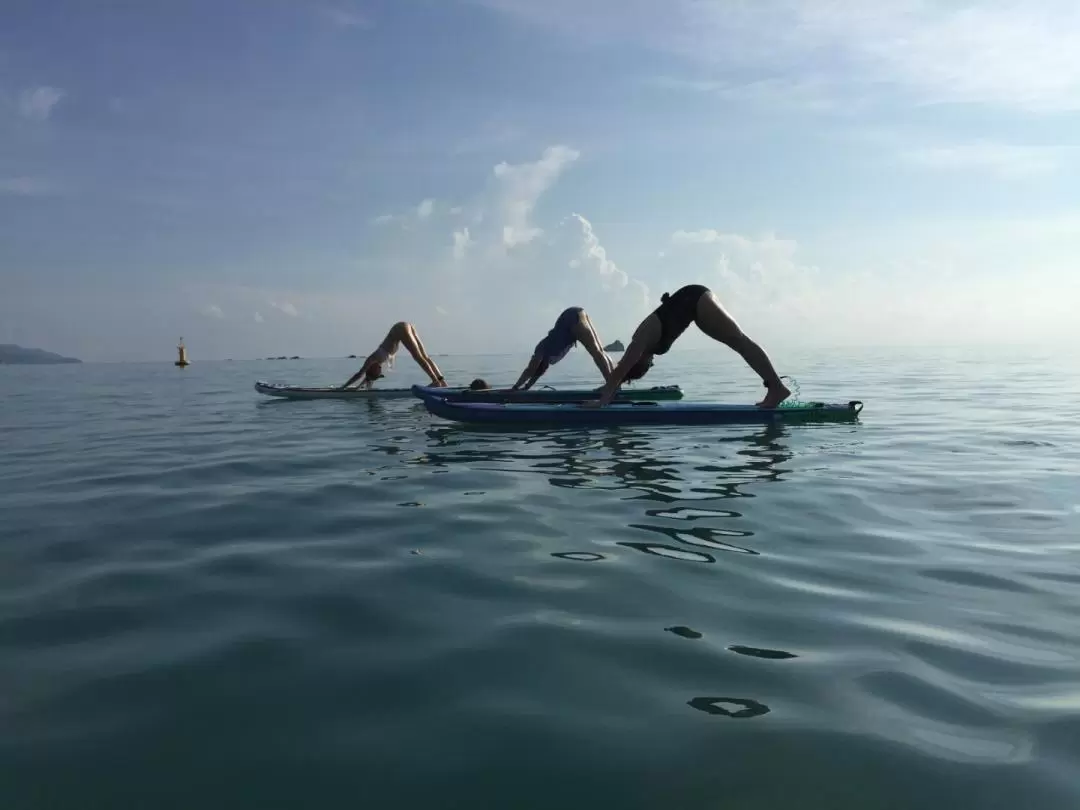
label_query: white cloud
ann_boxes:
[371,199,439,228]
[254,311,264,323]
[672,229,729,245]
[18,86,64,120]
[452,227,473,260]
[477,0,1080,112]
[900,141,1061,178]
[435,305,449,316]
[669,230,818,319]
[343,143,654,347]
[201,303,224,319]
[318,7,371,28]
[648,74,841,112]
[663,223,1080,346]
[564,213,650,307]
[492,145,580,248]
[827,2,1080,112]
[270,301,299,317]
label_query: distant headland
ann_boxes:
[0,344,81,364]
[603,340,625,352]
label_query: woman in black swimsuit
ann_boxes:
[589,285,791,408]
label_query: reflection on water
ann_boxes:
[665,626,704,640]
[687,696,771,719]
[378,422,803,724]
[627,523,757,555]
[616,542,716,564]
[409,423,794,566]
[728,645,798,660]
[550,552,606,562]
[7,352,1080,808]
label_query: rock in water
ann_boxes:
[603,340,625,352]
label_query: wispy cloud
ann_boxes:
[900,141,1062,178]
[349,143,653,340]
[477,0,1080,112]
[666,228,841,333]
[18,86,64,120]
[663,221,1080,345]
[647,75,841,112]
[371,199,439,228]
[254,311,264,323]
[270,301,299,317]
[452,227,473,261]
[318,7,372,28]
[201,303,224,319]
[492,144,579,247]
[564,214,649,306]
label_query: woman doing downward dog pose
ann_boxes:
[342,321,448,389]
[590,285,790,407]
[512,307,613,390]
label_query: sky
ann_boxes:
[2,0,1079,362]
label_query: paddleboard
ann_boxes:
[255,380,419,400]
[420,395,864,426]
[410,384,683,403]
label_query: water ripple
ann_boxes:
[2,350,1079,808]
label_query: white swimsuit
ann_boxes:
[372,345,396,368]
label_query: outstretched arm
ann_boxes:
[342,355,375,388]
[590,318,658,405]
[512,353,544,390]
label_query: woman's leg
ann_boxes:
[573,311,614,380]
[693,292,790,407]
[397,322,446,386]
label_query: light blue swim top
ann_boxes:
[534,307,582,365]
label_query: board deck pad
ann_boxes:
[419,394,864,426]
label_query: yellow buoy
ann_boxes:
[175,338,190,367]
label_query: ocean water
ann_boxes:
[2,346,1079,809]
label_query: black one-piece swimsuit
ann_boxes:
[651,284,708,354]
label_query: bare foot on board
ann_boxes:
[756,381,791,409]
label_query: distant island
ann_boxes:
[604,340,625,352]
[0,344,81,364]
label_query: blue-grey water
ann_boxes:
[2,346,1079,809]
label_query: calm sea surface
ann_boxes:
[2,346,1079,809]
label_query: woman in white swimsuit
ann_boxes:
[342,322,448,389]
